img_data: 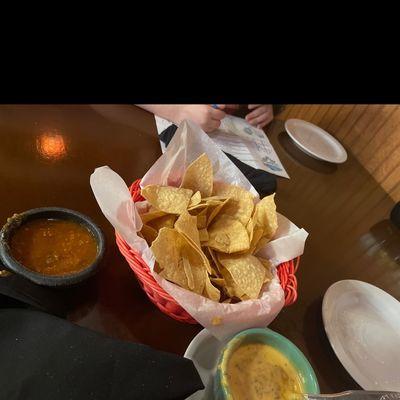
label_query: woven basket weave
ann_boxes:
[115,180,299,324]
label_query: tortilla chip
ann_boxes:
[258,257,273,282]
[202,196,229,202]
[174,211,211,273]
[150,228,185,270]
[182,257,194,290]
[189,191,202,207]
[182,248,207,295]
[147,214,177,232]
[207,198,230,227]
[207,215,250,253]
[159,259,189,290]
[218,253,266,299]
[141,185,193,214]
[204,199,225,207]
[246,217,254,243]
[151,228,207,294]
[204,276,221,302]
[202,247,220,276]
[253,194,278,240]
[212,182,255,225]
[141,210,167,224]
[207,247,224,274]
[140,224,158,245]
[199,228,209,242]
[248,227,264,254]
[196,212,208,229]
[210,277,225,287]
[219,266,245,298]
[181,153,213,197]
[154,262,162,274]
[175,211,201,249]
[188,203,209,213]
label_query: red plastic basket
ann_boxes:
[115,180,299,324]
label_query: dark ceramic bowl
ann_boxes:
[0,207,105,287]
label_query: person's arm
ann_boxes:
[137,104,226,133]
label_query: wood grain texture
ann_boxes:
[276,104,400,201]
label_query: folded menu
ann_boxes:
[155,114,289,179]
[0,308,204,400]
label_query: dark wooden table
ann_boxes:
[1,105,399,394]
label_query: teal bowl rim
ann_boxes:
[215,327,320,399]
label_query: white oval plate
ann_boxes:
[285,118,347,163]
[184,329,228,400]
[323,280,400,391]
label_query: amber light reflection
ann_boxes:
[36,131,67,160]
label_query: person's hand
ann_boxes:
[245,104,273,129]
[177,105,226,133]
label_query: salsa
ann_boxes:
[10,218,98,276]
[224,343,302,400]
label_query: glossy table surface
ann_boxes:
[1,105,399,394]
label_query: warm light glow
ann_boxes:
[36,131,67,160]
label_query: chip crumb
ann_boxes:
[211,316,222,326]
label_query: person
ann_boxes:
[137,104,273,133]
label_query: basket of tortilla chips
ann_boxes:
[115,153,299,325]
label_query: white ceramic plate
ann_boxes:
[323,280,400,390]
[285,119,347,163]
[184,329,228,400]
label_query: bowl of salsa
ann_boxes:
[0,207,105,286]
[214,328,319,400]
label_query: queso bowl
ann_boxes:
[214,328,319,399]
